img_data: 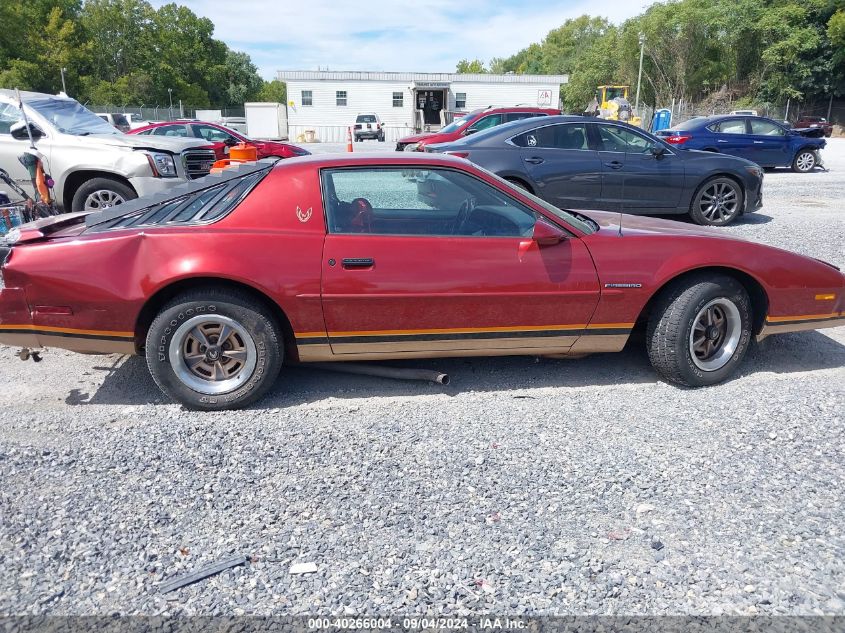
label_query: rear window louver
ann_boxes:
[85,160,276,233]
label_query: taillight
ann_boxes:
[445,151,469,159]
[663,134,691,145]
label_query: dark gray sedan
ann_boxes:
[426,116,764,226]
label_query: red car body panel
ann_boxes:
[129,121,309,160]
[396,107,561,150]
[0,154,843,364]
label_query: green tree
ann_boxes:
[257,79,288,103]
[455,59,487,73]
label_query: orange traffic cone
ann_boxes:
[346,126,353,152]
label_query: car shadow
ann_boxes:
[649,212,774,226]
[70,330,845,409]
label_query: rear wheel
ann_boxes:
[647,274,752,387]
[688,177,743,226]
[792,149,816,173]
[145,289,282,410]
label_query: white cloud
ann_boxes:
[151,0,657,79]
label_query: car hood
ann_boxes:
[581,209,749,241]
[69,133,211,153]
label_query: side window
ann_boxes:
[468,114,503,132]
[194,124,236,143]
[712,119,747,134]
[302,90,313,106]
[596,125,656,153]
[153,124,188,137]
[455,92,467,109]
[749,119,785,136]
[0,102,24,135]
[512,124,588,150]
[323,168,538,238]
[392,92,403,107]
[506,112,537,123]
[336,91,347,107]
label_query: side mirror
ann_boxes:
[223,137,239,147]
[532,219,565,246]
[464,128,478,136]
[651,145,667,158]
[10,121,44,141]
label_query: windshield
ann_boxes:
[472,164,597,235]
[440,109,484,134]
[26,97,120,135]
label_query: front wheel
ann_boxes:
[71,177,137,212]
[647,274,752,387]
[145,289,283,410]
[792,149,816,173]
[688,177,743,226]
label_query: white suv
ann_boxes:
[354,114,385,142]
[0,90,216,212]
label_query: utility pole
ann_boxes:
[828,93,834,121]
[635,33,645,114]
[60,67,67,94]
[168,88,173,120]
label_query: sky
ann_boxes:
[149,0,658,80]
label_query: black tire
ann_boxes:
[791,149,816,173]
[71,177,137,212]
[688,176,744,226]
[145,289,282,410]
[646,274,752,387]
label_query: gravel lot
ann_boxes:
[1,140,843,617]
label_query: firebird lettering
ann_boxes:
[296,206,313,223]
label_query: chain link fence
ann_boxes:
[85,104,246,123]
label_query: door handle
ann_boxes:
[524,157,544,164]
[604,160,623,169]
[717,139,728,143]
[753,141,764,144]
[341,257,374,269]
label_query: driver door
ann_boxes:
[320,167,601,356]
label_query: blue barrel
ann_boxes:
[652,108,673,132]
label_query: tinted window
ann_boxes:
[194,124,236,142]
[513,123,588,150]
[749,119,785,136]
[302,90,313,106]
[356,115,377,123]
[506,112,540,123]
[711,119,747,134]
[596,125,656,153]
[112,114,129,127]
[153,124,189,137]
[323,168,538,238]
[468,114,503,132]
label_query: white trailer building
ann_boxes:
[277,70,569,143]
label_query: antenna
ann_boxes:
[14,88,37,150]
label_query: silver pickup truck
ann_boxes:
[0,90,217,212]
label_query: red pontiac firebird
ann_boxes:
[129,120,310,160]
[0,154,842,410]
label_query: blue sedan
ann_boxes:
[655,115,826,172]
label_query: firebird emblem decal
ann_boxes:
[296,206,313,223]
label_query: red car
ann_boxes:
[794,115,833,138]
[0,155,842,410]
[396,106,561,152]
[130,121,310,160]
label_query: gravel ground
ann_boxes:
[0,140,843,617]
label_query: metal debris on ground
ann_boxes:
[158,554,249,593]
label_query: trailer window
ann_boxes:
[336,91,347,107]
[455,92,466,109]
[301,90,313,106]
[392,92,403,107]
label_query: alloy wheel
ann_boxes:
[168,315,257,395]
[84,189,126,211]
[696,181,739,223]
[689,298,742,371]
[795,152,815,172]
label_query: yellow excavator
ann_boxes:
[585,85,642,127]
